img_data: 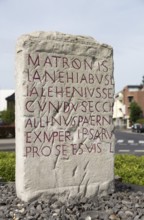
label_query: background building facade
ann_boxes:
[113,85,144,129]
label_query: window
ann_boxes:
[128,96,133,103]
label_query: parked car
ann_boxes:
[137,124,144,133]
[131,123,141,132]
[131,123,144,133]
[0,119,6,125]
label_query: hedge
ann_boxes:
[0,153,144,186]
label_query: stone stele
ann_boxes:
[15,32,115,202]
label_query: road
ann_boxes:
[115,129,144,155]
[0,138,15,151]
[0,130,144,155]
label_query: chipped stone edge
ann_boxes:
[16,31,113,50]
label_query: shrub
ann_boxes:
[115,154,144,185]
[0,152,15,181]
[1,153,144,185]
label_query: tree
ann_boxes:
[130,101,143,123]
[1,109,15,124]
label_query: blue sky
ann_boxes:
[0,0,144,93]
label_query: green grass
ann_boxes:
[0,152,144,186]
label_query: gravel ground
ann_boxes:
[0,180,144,220]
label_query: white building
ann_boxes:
[0,89,14,111]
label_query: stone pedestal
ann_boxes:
[15,32,115,202]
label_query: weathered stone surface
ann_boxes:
[15,31,115,202]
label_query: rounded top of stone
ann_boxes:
[16,31,113,49]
